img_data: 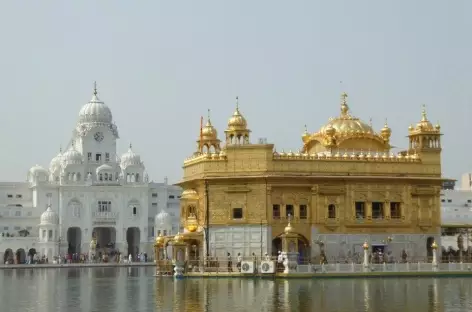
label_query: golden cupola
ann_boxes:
[302,92,391,154]
[225,96,251,145]
[408,105,442,158]
[196,109,221,154]
[380,119,392,143]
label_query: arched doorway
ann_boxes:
[92,227,117,254]
[426,236,435,259]
[16,249,26,264]
[67,227,82,254]
[3,249,13,264]
[126,227,140,257]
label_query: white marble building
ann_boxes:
[440,189,472,251]
[0,85,181,263]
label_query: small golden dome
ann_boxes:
[279,149,286,156]
[431,241,438,249]
[181,189,199,200]
[381,119,391,138]
[173,232,184,243]
[201,120,218,138]
[414,105,435,131]
[155,233,164,245]
[284,222,294,234]
[287,150,294,157]
[186,213,198,232]
[302,125,310,139]
[362,241,369,249]
[435,122,441,131]
[227,97,248,130]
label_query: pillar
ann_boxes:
[171,232,187,279]
[154,234,164,276]
[431,240,438,268]
[363,241,369,268]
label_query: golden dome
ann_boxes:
[380,119,391,140]
[227,96,248,130]
[181,189,199,200]
[318,93,375,136]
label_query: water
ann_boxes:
[1,267,472,312]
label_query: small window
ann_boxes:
[26,226,32,231]
[87,153,92,161]
[177,196,181,199]
[328,204,336,219]
[14,226,21,231]
[16,194,22,199]
[372,202,384,219]
[447,199,452,203]
[468,200,472,203]
[355,202,365,219]
[152,193,158,198]
[96,153,101,161]
[286,204,294,217]
[15,211,21,217]
[299,205,308,219]
[7,194,12,198]
[232,208,243,219]
[15,204,23,207]
[105,153,110,162]
[272,204,281,219]
[441,199,445,203]
[152,203,158,207]
[3,226,8,231]
[390,202,401,219]
[169,195,175,199]
[132,207,137,216]
[27,211,32,216]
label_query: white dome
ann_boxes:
[121,144,142,168]
[40,206,59,225]
[62,144,83,165]
[29,164,48,176]
[49,149,63,172]
[78,86,113,124]
[155,210,171,226]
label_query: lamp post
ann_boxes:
[363,241,369,268]
[431,240,438,267]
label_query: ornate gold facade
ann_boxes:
[176,94,444,252]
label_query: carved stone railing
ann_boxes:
[92,212,119,219]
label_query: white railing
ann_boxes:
[92,212,119,219]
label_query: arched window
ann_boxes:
[99,173,103,181]
[132,206,137,216]
[328,204,336,219]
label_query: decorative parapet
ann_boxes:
[273,150,420,163]
[184,152,227,165]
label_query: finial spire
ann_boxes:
[304,124,308,132]
[421,104,428,121]
[46,193,52,208]
[129,142,132,149]
[235,96,239,110]
[369,118,373,127]
[93,81,98,96]
[59,145,62,153]
[384,118,388,127]
[340,92,349,116]
[207,108,211,120]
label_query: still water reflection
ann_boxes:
[0,267,472,312]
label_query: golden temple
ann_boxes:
[174,93,445,261]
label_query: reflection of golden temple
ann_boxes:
[176,93,446,261]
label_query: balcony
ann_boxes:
[92,212,119,226]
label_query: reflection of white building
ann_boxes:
[0,84,181,263]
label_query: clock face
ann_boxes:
[94,132,104,142]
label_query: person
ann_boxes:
[128,254,132,263]
[237,253,242,272]
[277,251,283,272]
[265,252,271,261]
[227,252,233,272]
[252,252,257,273]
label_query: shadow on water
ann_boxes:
[1,267,472,311]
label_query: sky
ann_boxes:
[0,1,470,184]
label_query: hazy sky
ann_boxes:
[0,1,470,184]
